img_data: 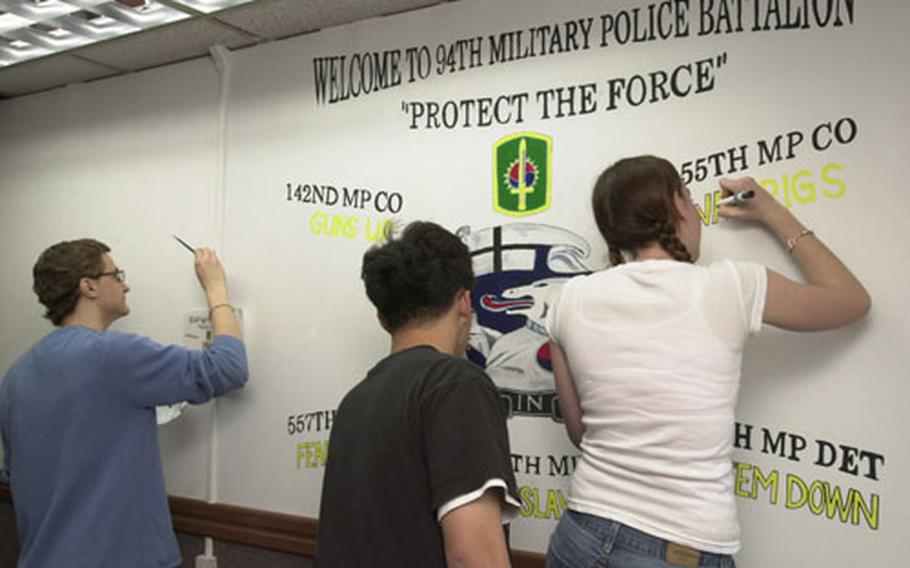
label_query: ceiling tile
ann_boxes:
[75,18,257,71]
[0,54,119,96]
[215,0,444,40]
[0,0,451,100]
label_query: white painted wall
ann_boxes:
[0,57,224,499]
[2,0,908,563]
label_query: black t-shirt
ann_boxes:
[316,345,518,567]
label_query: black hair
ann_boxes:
[361,221,474,332]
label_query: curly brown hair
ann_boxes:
[33,239,110,325]
[591,155,693,266]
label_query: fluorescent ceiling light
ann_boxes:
[0,0,257,67]
[169,0,251,15]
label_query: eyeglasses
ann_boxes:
[92,269,126,283]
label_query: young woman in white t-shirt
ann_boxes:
[545,155,869,568]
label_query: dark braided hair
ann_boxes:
[656,220,694,264]
[592,155,693,265]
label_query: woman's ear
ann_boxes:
[672,191,690,222]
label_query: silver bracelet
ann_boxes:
[786,229,814,253]
[209,302,233,318]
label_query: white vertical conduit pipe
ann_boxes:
[203,42,233,562]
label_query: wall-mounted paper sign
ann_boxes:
[156,306,244,425]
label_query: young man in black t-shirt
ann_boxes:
[316,222,519,568]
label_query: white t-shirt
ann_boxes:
[547,259,767,554]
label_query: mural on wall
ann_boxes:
[211,0,904,562]
[462,223,591,421]
[1,0,903,563]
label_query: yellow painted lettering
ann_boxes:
[734,462,752,498]
[760,178,788,208]
[544,490,561,519]
[296,443,307,469]
[786,474,807,510]
[312,441,329,467]
[309,212,327,234]
[341,215,358,239]
[712,190,723,224]
[534,488,548,519]
[851,491,879,530]
[807,481,827,515]
[821,162,846,198]
[365,218,389,242]
[305,443,317,468]
[696,191,713,227]
[824,483,852,524]
[518,486,535,518]
[792,170,816,204]
[753,466,779,505]
[781,174,793,208]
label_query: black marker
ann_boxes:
[717,189,755,206]
[172,235,195,254]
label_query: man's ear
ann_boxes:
[456,289,472,318]
[377,310,391,333]
[77,277,101,300]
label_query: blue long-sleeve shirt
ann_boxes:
[0,325,248,568]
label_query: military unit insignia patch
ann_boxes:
[493,132,552,217]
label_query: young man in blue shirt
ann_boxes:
[0,238,248,568]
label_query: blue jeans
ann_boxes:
[547,510,736,568]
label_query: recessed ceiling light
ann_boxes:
[169,0,256,15]
[0,0,259,67]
